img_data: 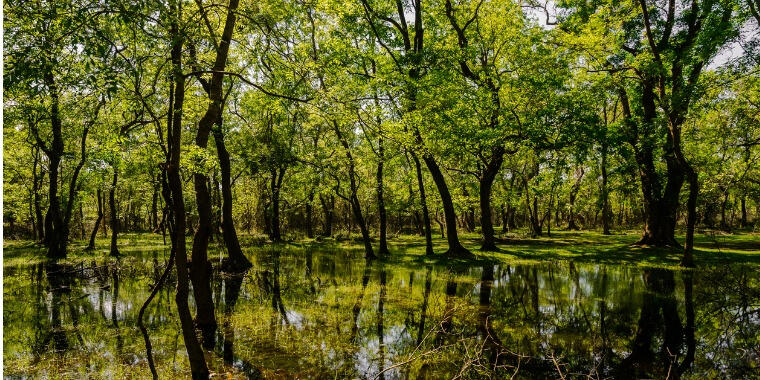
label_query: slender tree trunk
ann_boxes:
[410,151,434,255]
[151,183,159,232]
[377,136,390,255]
[269,168,284,242]
[87,189,103,250]
[416,266,432,345]
[189,0,242,346]
[421,153,471,258]
[306,190,315,238]
[334,121,375,259]
[680,153,698,267]
[377,269,387,379]
[167,3,210,376]
[601,141,611,235]
[567,167,585,230]
[109,169,120,257]
[32,147,45,241]
[79,203,85,240]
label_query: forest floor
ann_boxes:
[4,228,759,269]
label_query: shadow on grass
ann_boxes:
[5,230,758,269]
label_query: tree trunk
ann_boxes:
[621,86,681,247]
[567,167,585,230]
[601,141,611,235]
[681,165,698,266]
[189,0,242,347]
[320,194,334,237]
[376,136,390,255]
[421,153,471,258]
[479,147,504,251]
[166,5,210,376]
[410,151,434,255]
[269,168,284,242]
[334,121,375,259]
[41,71,66,258]
[87,189,103,250]
[212,128,251,270]
[32,147,45,241]
[151,183,159,232]
[306,190,314,238]
[720,191,729,230]
[109,169,120,257]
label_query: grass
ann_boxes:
[4,228,759,269]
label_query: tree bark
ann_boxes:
[32,147,45,241]
[109,169,120,257]
[166,2,210,376]
[35,70,96,258]
[567,167,585,230]
[319,194,334,237]
[620,86,682,247]
[410,151,434,255]
[376,136,390,255]
[421,152,471,258]
[334,121,375,259]
[479,146,505,251]
[306,190,314,238]
[40,71,65,258]
[87,189,104,250]
[189,0,242,346]
[151,183,159,232]
[268,168,284,242]
[601,140,611,235]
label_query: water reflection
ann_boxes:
[4,250,759,379]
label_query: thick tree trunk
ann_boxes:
[87,189,104,250]
[41,71,66,258]
[621,86,681,247]
[166,6,210,376]
[320,194,334,237]
[38,70,94,258]
[376,136,390,255]
[109,170,120,257]
[479,147,504,251]
[410,151,434,255]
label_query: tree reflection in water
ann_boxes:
[4,250,759,379]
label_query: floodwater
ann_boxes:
[3,246,759,379]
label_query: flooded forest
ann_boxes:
[3,0,760,378]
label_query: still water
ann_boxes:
[3,247,759,379]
